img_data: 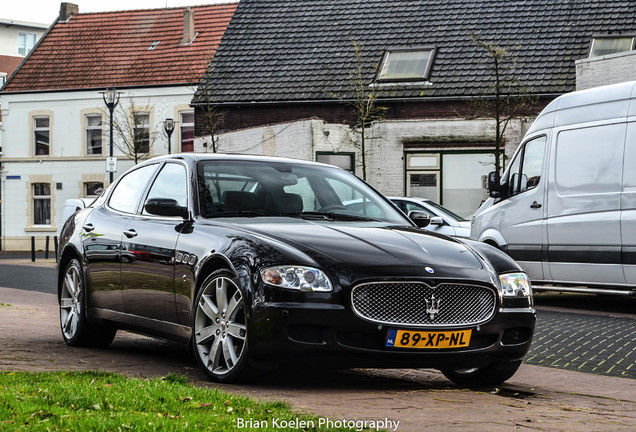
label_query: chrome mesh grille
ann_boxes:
[351,282,497,327]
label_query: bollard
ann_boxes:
[54,236,59,260]
[31,236,35,262]
[45,236,50,259]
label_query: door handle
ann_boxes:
[530,201,542,209]
[82,223,94,232]
[123,229,138,238]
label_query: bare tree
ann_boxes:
[190,51,225,153]
[333,40,387,181]
[469,32,536,175]
[111,98,156,164]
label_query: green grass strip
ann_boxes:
[0,371,373,431]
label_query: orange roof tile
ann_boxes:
[2,3,237,93]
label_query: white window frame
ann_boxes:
[33,183,52,226]
[377,47,436,81]
[180,111,195,152]
[34,116,50,156]
[85,114,104,155]
[589,36,635,58]
[18,32,37,56]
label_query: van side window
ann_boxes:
[505,136,546,197]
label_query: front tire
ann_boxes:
[59,258,116,347]
[193,270,251,382]
[442,360,522,389]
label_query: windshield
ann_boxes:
[197,160,409,225]
[424,200,468,222]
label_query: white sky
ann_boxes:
[3,0,233,26]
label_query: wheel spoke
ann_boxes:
[226,291,242,320]
[199,294,219,319]
[65,272,77,299]
[216,279,228,314]
[60,298,74,309]
[196,324,218,345]
[222,337,238,367]
[63,308,77,333]
[227,323,246,340]
[209,337,223,371]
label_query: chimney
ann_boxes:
[59,3,79,21]
[183,7,195,44]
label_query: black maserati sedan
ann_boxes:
[58,154,535,388]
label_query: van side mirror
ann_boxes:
[408,210,431,228]
[487,171,501,198]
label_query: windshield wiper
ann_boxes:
[206,210,269,218]
[284,212,381,222]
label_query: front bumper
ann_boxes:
[247,298,535,370]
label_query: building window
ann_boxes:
[86,114,103,155]
[180,111,195,152]
[316,152,354,172]
[0,73,6,86]
[85,182,104,197]
[34,116,50,155]
[589,36,635,57]
[18,32,37,56]
[33,183,51,225]
[133,113,150,153]
[377,48,436,81]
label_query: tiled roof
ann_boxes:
[3,3,237,93]
[194,0,636,104]
[0,55,24,78]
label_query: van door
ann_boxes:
[547,123,625,286]
[498,135,548,281]
[622,122,636,285]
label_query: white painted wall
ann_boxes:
[576,51,636,90]
[197,116,525,209]
[0,19,48,57]
[0,86,195,250]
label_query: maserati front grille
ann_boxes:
[351,281,497,327]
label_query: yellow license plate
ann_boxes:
[385,329,472,349]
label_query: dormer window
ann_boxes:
[377,48,436,81]
[589,36,635,58]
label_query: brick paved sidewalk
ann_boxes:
[1,286,635,431]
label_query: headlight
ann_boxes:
[499,272,532,298]
[260,266,333,292]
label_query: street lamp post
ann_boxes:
[163,118,175,154]
[101,88,120,183]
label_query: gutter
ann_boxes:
[190,93,564,108]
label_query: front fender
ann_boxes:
[460,238,522,275]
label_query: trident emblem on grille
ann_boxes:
[425,294,441,321]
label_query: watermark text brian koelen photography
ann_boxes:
[236,417,400,431]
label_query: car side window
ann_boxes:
[143,163,188,215]
[108,164,158,214]
[505,136,546,198]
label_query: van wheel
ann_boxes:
[442,360,522,389]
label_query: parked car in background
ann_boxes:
[389,197,471,238]
[57,154,534,388]
[58,197,96,231]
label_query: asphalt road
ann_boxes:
[1,259,634,379]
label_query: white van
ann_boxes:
[472,81,636,295]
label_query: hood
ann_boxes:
[219,218,484,271]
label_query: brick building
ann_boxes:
[192,0,636,217]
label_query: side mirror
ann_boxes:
[144,198,188,218]
[429,216,444,226]
[408,210,431,228]
[487,171,501,198]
